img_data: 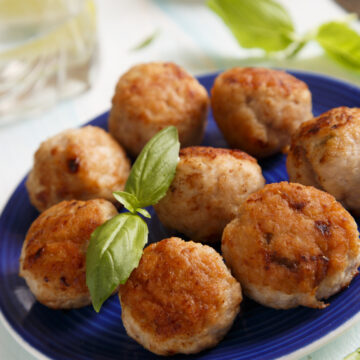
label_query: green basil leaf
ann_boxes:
[131,29,160,51]
[316,21,360,71]
[125,126,180,208]
[207,0,295,52]
[135,207,151,219]
[86,213,148,312]
[344,347,360,360]
[113,191,139,214]
[113,192,151,218]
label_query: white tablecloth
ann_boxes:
[1,0,360,359]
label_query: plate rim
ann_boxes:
[3,301,360,360]
[1,68,360,360]
[0,310,50,360]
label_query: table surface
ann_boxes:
[1,0,360,359]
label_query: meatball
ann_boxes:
[211,67,312,158]
[108,62,209,156]
[26,126,130,212]
[154,146,265,243]
[119,237,242,355]
[222,182,360,309]
[19,199,117,309]
[287,106,360,215]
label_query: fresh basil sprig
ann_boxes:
[86,213,148,312]
[131,29,160,51]
[113,191,151,218]
[208,0,295,53]
[344,347,360,360]
[86,126,180,312]
[125,126,180,208]
[316,20,360,71]
[208,0,360,72]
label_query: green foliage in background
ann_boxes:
[208,0,360,72]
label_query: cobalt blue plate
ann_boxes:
[1,71,360,360]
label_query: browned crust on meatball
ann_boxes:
[287,107,360,214]
[109,62,209,156]
[154,146,265,243]
[180,146,256,162]
[217,67,309,95]
[119,237,242,355]
[222,182,360,309]
[296,107,357,138]
[26,126,130,212]
[211,67,312,158]
[19,199,118,309]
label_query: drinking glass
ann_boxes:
[0,0,97,124]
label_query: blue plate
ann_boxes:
[1,70,360,360]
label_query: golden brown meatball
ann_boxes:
[222,182,360,309]
[211,67,312,158]
[108,62,209,156]
[26,126,130,212]
[154,146,265,243]
[287,107,360,215]
[19,199,118,309]
[119,237,242,355]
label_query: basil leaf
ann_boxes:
[113,191,151,218]
[316,21,360,71]
[86,213,148,312]
[207,0,295,52]
[344,347,360,360]
[113,191,139,213]
[131,29,160,51]
[125,126,180,208]
[135,207,151,219]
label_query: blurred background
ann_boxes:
[1,0,360,359]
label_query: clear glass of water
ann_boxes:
[0,0,97,124]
